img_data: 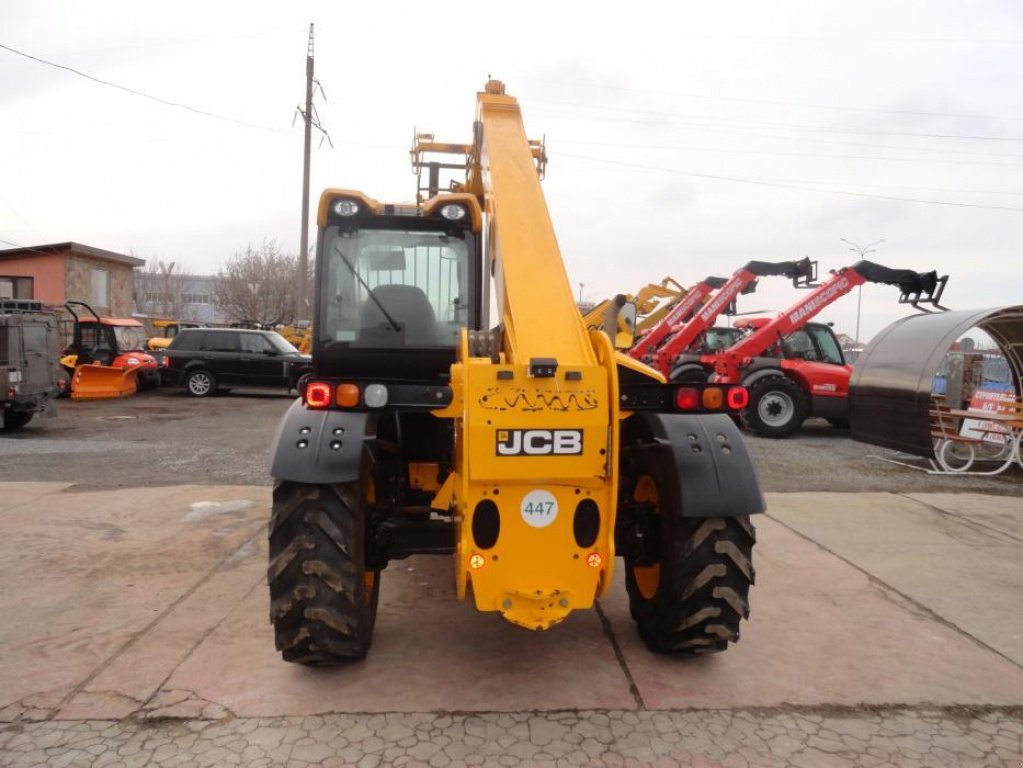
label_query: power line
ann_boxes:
[557,138,1023,169]
[558,153,1023,212]
[0,41,291,135]
[524,77,1023,123]
[531,104,1023,143]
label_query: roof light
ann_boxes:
[333,200,360,216]
[674,387,699,411]
[727,386,750,410]
[586,552,603,568]
[336,383,360,408]
[469,553,486,570]
[363,383,388,408]
[305,381,332,409]
[702,387,724,410]
[440,204,467,221]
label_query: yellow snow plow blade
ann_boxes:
[71,364,141,400]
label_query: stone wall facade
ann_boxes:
[65,252,136,317]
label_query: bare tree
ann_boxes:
[134,257,186,318]
[215,240,305,326]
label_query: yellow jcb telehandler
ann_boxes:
[266,81,763,664]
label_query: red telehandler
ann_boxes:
[708,260,948,437]
[630,259,816,378]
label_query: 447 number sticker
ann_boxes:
[520,489,558,529]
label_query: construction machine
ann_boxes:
[630,259,816,379]
[61,301,161,399]
[1,300,63,430]
[709,261,948,437]
[146,319,203,352]
[277,322,313,354]
[582,277,687,336]
[267,81,764,664]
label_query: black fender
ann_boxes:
[629,412,765,518]
[668,362,709,382]
[269,400,377,484]
[287,365,313,392]
[740,367,788,390]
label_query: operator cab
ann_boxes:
[314,190,483,380]
[778,323,846,365]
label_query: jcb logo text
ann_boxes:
[496,429,583,456]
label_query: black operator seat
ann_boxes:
[358,284,439,346]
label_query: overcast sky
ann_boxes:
[2,0,1022,341]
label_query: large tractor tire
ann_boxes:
[623,447,756,655]
[741,376,807,438]
[268,482,380,664]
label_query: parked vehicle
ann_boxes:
[62,301,161,398]
[162,327,311,396]
[264,81,762,664]
[630,259,816,376]
[710,261,949,437]
[146,319,203,351]
[1,300,63,430]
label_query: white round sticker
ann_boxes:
[520,489,558,529]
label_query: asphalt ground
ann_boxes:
[1,389,1022,767]
[1,386,1019,494]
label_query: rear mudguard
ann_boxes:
[630,412,765,518]
[269,399,377,484]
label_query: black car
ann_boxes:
[162,328,312,397]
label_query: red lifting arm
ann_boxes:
[633,258,816,377]
[712,260,948,382]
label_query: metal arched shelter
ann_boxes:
[849,306,1023,457]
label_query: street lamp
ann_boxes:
[839,238,885,343]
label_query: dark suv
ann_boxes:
[162,328,311,397]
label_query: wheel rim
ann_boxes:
[632,475,660,600]
[758,390,794,427]
[189,373,211,395]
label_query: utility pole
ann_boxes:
[294,24,333,324]
[296,24,314,324]
[839,237,885,343]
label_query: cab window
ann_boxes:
[320,227,470,349]
[807,326,845,365]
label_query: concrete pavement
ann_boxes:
[1,483,1021,766]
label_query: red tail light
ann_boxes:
[674,387,699,410]
[304,381,332,408]
[727,386,749,410]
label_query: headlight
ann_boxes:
[333,200,360,216]
[439,204,467,221]
[363,383,388,408]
